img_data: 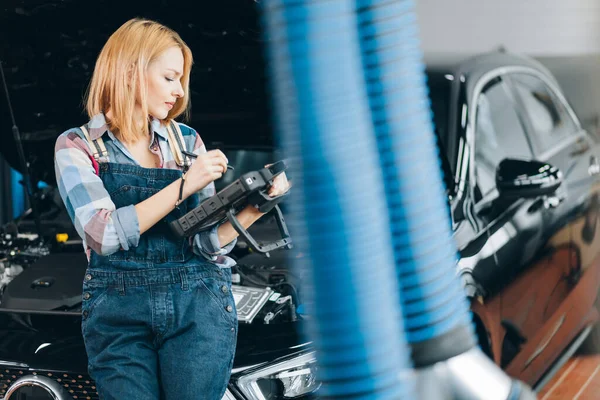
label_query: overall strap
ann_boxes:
[166,121,191,169]
[80,125,109,163]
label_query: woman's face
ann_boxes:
[145,46,185,120]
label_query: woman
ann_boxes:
[54,18,289,399]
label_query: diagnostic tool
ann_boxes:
[169,161,292,257]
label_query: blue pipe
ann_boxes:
[355,0,475,359]
[260,1,415,398]
[355,1,535,399]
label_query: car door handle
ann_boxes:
[589,156,600,176]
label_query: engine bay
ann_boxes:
[0,200,303,325]
[0,230,50,295]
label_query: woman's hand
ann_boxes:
[184,150,228,196]
[216,165,291,245]
[134,149,226,236]
[267,172,291,197]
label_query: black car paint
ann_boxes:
[431,52,600,376]
[0,310,304,375]
[430,53,595,293]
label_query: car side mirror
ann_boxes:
[474,158,563,216]
[496,158,562,199]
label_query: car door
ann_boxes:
[463,74,558,376]
[510,71,600,278]
[503,72,600,381]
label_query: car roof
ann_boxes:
[425,50,559,94]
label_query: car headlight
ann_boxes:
[236,352,320,399]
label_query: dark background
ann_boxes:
[0,0,273,186]
[1,1,599,226]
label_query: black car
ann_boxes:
[1,1,600,399]
[427,51,600,389]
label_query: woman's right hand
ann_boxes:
[184,150,228,196]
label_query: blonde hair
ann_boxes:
[85,18,193,143]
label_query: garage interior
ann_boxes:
[1,0,600,399]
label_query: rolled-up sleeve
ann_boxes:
[54,130,140,256]
[192,225,237,266]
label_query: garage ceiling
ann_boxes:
[417,0,600,56]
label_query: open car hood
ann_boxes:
[0,0,273,186]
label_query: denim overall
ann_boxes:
[81,161,238,400]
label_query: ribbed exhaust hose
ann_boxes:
[259,1,416,398]
[355,1,536,398]
[356,0,474,359]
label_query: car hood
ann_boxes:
[0,311,306,373]
[0,311,88,372]
[0,0,272,186]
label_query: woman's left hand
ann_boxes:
[268,172,291,197]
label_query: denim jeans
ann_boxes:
[82,264,238,399]
[82,162,237,399]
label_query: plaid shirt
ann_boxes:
[54,113,236,267]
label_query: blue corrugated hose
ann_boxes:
[354,3,536,399]
[355,0,475,350]
[260,1,537,399]
[260,1,416,398]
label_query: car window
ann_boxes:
[426,71,454,191]
[511,73,578,154]
[474,79,533,198]
[426,72,452,159]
